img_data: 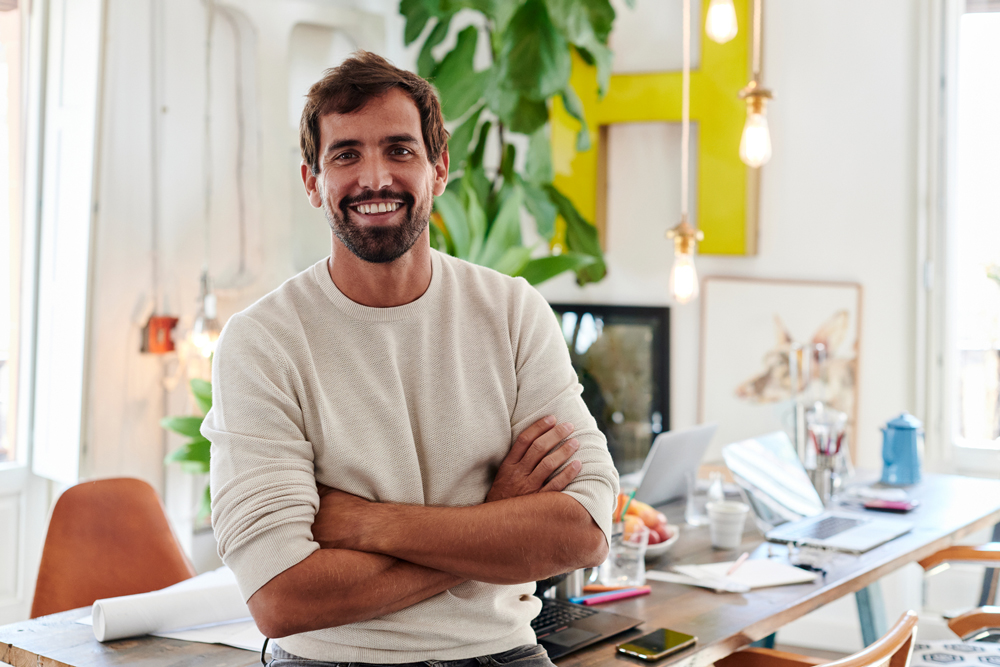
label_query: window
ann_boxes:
[0,4,21,464]
[951,7,1000,451]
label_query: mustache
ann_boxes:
[339,189,415,210]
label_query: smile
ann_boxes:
[352,202,403,214]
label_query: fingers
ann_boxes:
[528,438,579,486]
[541,459,582,493]
[520,421,575,470]
[508,415,557,465]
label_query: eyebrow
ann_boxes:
[324,134,421,157]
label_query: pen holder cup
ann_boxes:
[600,524,648,587]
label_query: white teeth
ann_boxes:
[378,203,387,213]
[355,202,401,214]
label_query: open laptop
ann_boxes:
[721,432,912,553]
[531,578,642,659]
[619,423,719,507]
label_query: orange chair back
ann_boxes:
[30,477,196,618]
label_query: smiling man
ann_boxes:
[202,51,618,667]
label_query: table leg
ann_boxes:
[856,582,887,647]
[749,633,776,649]
[979,523,1000,606]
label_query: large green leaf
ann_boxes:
[400,0,438,45]
[417,15,453,79]
[559,86,590,152]
[546,0,615,44]
[165,438,211,469]
[500,143,516,182]
[190,378,212,415]
[447,104,483,173]
[577,42,613,97]
[477,187,523,268]
[468,119,492,170]
[161,416,205,438]
[493,246,533,276]
[525,127,554,184]
[433,26,491,120]
[461,177,488,260]
[463,163,493,216]
[434,190,472,259]
[520,179,557,239]
[429,218,450,252]
[544,184,606,284]
[519,252,597,285]
[491,92,548,135]
[500,0,571,101]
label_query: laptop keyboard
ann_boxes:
[784,515,865,541]
[531,598,598,637]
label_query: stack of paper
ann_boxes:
[76,566,266,652]
[646,559,818,593]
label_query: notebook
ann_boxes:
[721,432,912,553]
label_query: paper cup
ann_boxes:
[706,501,749,550]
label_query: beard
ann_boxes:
[322,187,430,264]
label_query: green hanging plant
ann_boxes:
[403,0,630,285]
[162,378,213,518]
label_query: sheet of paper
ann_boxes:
[673,559,818,589]
[153,619,267,653]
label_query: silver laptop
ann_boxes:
[721,432,912,553]
[619,423,718,507]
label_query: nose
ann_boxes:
[358,154,393,191]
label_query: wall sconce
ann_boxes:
[667,218,704,304]
[190,270,221,359]
[705,0,738,44]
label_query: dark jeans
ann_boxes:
[268,643,555,667]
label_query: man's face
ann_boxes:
[302,88,448,264]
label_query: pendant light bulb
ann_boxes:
[666,218,703,305]
[191,270,221,359]
[739,82,773,168]
[705,0,738,44]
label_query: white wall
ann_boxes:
[539,0,920,474]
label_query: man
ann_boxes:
[203,51,618,666]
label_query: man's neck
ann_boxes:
[327,239,433,308]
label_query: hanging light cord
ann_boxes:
[752,0,762,81]
[149,0,161,312]
[681,0,691,219]
[203,0,215,274]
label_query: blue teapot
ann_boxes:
[880,413,923,486]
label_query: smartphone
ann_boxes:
[617,629,697,661]
[864,498,919,513]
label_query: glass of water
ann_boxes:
[599,524,648,587]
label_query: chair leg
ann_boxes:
[856,582,888,647]
[979,523,1000,607]
[750,633,777,649]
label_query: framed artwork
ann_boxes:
[550,304,670,475]
[698,278,863,462]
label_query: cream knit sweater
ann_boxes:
[203,249,618,662]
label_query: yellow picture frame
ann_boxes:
[550,0,758,256]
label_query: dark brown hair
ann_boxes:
[300,51,449,175]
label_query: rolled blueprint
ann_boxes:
[92,567,251,642]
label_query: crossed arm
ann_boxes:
[248,417,609,638]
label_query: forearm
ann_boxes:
[247,548,462,638]
[321,493,607,585]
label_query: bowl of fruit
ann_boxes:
[615,493,680,559]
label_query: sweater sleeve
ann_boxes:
[202,314,320,602]
[509,284,619,545]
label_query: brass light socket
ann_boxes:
[666,218,704,256]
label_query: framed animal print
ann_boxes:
[698,277,863,463]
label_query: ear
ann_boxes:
[812,310,850,351]
[301,162,323,209]
[773,315,792,347]
[432,147,449,197]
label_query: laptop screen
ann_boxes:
[721,432,825,529]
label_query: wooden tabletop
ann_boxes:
[4,474,1000,667]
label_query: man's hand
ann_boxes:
[313,486,371,550]
[485,416,582,503]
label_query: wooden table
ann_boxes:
[4,474,1000,667]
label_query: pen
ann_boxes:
[569,586,651,605]
[726,552,750,576]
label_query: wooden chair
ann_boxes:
[918,543,1000,641]
[30,477,196,618]
[716,611,918,667]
